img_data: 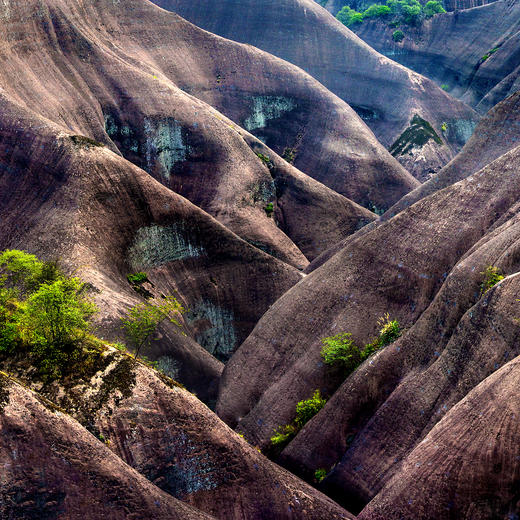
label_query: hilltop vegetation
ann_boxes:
[336,0,445,30]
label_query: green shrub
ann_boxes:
[19,278,96,358]
[321,333,362,374]
[441,122,448,132]
[392,29,404,42]
[363,4,391,18]
[424,0,446,17]
[480,266,504,294]
[127,272,149,285]
[270,389,327,449]
[441,84,449,91]
[481,48,498,61]
[295,389,326,428]
[315,468,327,483]
[0,250,98,380]
[282,147,296,164]
[271,423,297,446]
[377,312,402,347]
[321,315,401,370]
[337,6,364,27]
[256,152,271,166]
[264,202,274,217]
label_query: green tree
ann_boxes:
[424,0,446,17]
[480,266,504,294]
[19,278,96,359]
[363,4,391,18]
[392,29,405,42]
[295,389,326,427]
[337,6,364,27]
[121,296,185,362]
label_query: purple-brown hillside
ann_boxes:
[384,89,520,219]
[0,0,414,221]
[359,355,520,519]
[217,142,520,465]
[152,0,480,178]
[0,374,213,519]
[0,95,302,398]
[354,0,520,111]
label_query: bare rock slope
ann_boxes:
[217,138,520,514]
[152,0,479,178]
[0,0,420,397]
[354,0,520,112]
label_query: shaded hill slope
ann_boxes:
[217,139,520,511]
[0,374,214,520]
[0,93,304,399]
[384,89,520,218]
[151,0,479,179]
[354,0,520,111]
[359,354,520,519]
[0,345,355,520]
[0,0,414,219]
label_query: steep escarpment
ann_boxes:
[152,0,479,179]
[0,345,355,520]
[0,95,304,400]
[354,0,520,110]
[0,0,418,398]
[0,374,213,519]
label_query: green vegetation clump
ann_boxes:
[315,468,327,483]
[392,29,404,42]
[127,272,149,285]
[321,314,402,377]
[363,3,391,18]
[389,114,443,157]
[271,389,326,448]
[256,152,272,166]
[377,312,401,346]
[482,47,499,61]
[480,266,504,294]
[321,333,362,373]
[121,296,185,362]
[337,5,364,27]
[264,202,274,217]
[70,135,104,149]
[127,272,152,298]
[424,0,446,17]
[441,122,448,132]
[336,0,445,29]
[441,84,450,91]
[282,147,296,164]
[0,250,96,380]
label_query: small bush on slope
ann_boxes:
[480,265,504,294]
[271,390,327,448]
[121,296,185,362]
